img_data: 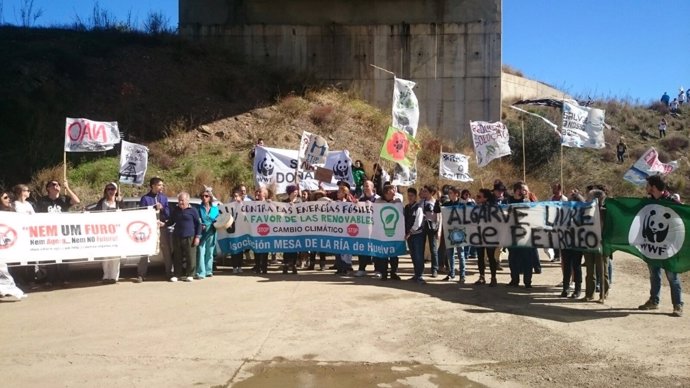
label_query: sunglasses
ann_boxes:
[48,182,60,187]
[202,194,211,198]
[106,187,117,191]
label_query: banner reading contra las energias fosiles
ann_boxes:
[216,201,406,257]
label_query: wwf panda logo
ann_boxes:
[642,209,671,243]
[628,204,685,260]
[257,157,275,176]
[332,159,349,180]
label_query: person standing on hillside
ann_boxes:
[35,179,81,287]
[679,88,687,105]
[659,118,668,137]
[616,138,628,163]
[638,175,684,317]
[138,177,172,282]
[660,92,670,106]
[670,99,679,114]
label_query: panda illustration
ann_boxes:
[332,159,350,180]
[257,157,275,177]
[642,209,671,243]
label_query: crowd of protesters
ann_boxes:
[0,169,684,317]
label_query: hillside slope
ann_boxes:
[1,27,688,203]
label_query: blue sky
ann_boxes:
[2,1,688,104]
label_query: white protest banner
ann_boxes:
[439,152,473,182]
[254,146,354,194]
[64,118,121,152]
[623,147,679,185]
[470,121,511,167]
[119,140,149,185]
[299,131,329,166]
[441,201,601,251]
[392,77,420,137]
[216,201,405,257]
[392,162,417,186]
[0,209,158,264]
[561,102,606,149]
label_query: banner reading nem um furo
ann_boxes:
[0,209,158,264]
[441,201,601,251]
[216,201,406,257]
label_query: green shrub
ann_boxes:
[506,116,561,171]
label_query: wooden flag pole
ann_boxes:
[63,151,67,182]
[369,64,396,77]
[439,145,443,180]
[521,119,526,183]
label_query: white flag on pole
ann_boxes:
[561,102,606,149]
[439,152,474,182]
[298,131,329,166]
[64,118,120,152]
[392,77,420,137]
[470,121,511,167]
[119,141,149,185]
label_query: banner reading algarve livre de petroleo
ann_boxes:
[0,209,158,265]
[216,201,406,257]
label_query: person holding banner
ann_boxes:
[442,187,466,283]
[36,180,81,287]
[167,192,201,282]
[560,191,586,299]
[374,185,402,280]
[252,187,270,274]
[96,182,123,284]
[196,188,219,279]
[282,185,301,275]
[583,189,609,302]
[506,182,534,289]
[638,176,684,317]
[138,177,172,283]
[473,189,499,287]
[354,180,379,277]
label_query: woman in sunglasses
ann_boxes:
[11,184,35,214]
[97,182,123,284]
[196,188,219,279]
[0,190,12,211]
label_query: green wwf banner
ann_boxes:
[603,198,690,273]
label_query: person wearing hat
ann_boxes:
[96,182,123,284]
[196,187,220,279]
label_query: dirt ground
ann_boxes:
[1,251,689,388]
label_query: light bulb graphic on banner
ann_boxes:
[380,206,400,237]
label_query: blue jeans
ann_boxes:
[426,232,439,272]
[446,247,465,278]
[409,233,426,279]
[648,264,683,306]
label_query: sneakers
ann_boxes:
[638,299,659,310]
[474,276,486,285]
[237,268,243,273]
[550,258,561,263]
[233,268,239,274]
[134,276,144,283]
[183,277,193,282]
[354,270,366,277]
[194,275,203,280]
[570,290,581,299]
[373,272,382,279]
[169,276,178,282]
[672,305,683,317]
[560,290,569,297]
[430,270,438,278]
[459,276,466,284]
[442,275,455,281]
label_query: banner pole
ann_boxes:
[369,64,396,77]
[521,119,526,183]
[63,151,67,182]
[560,143,564,190]
[439,145,443,180]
